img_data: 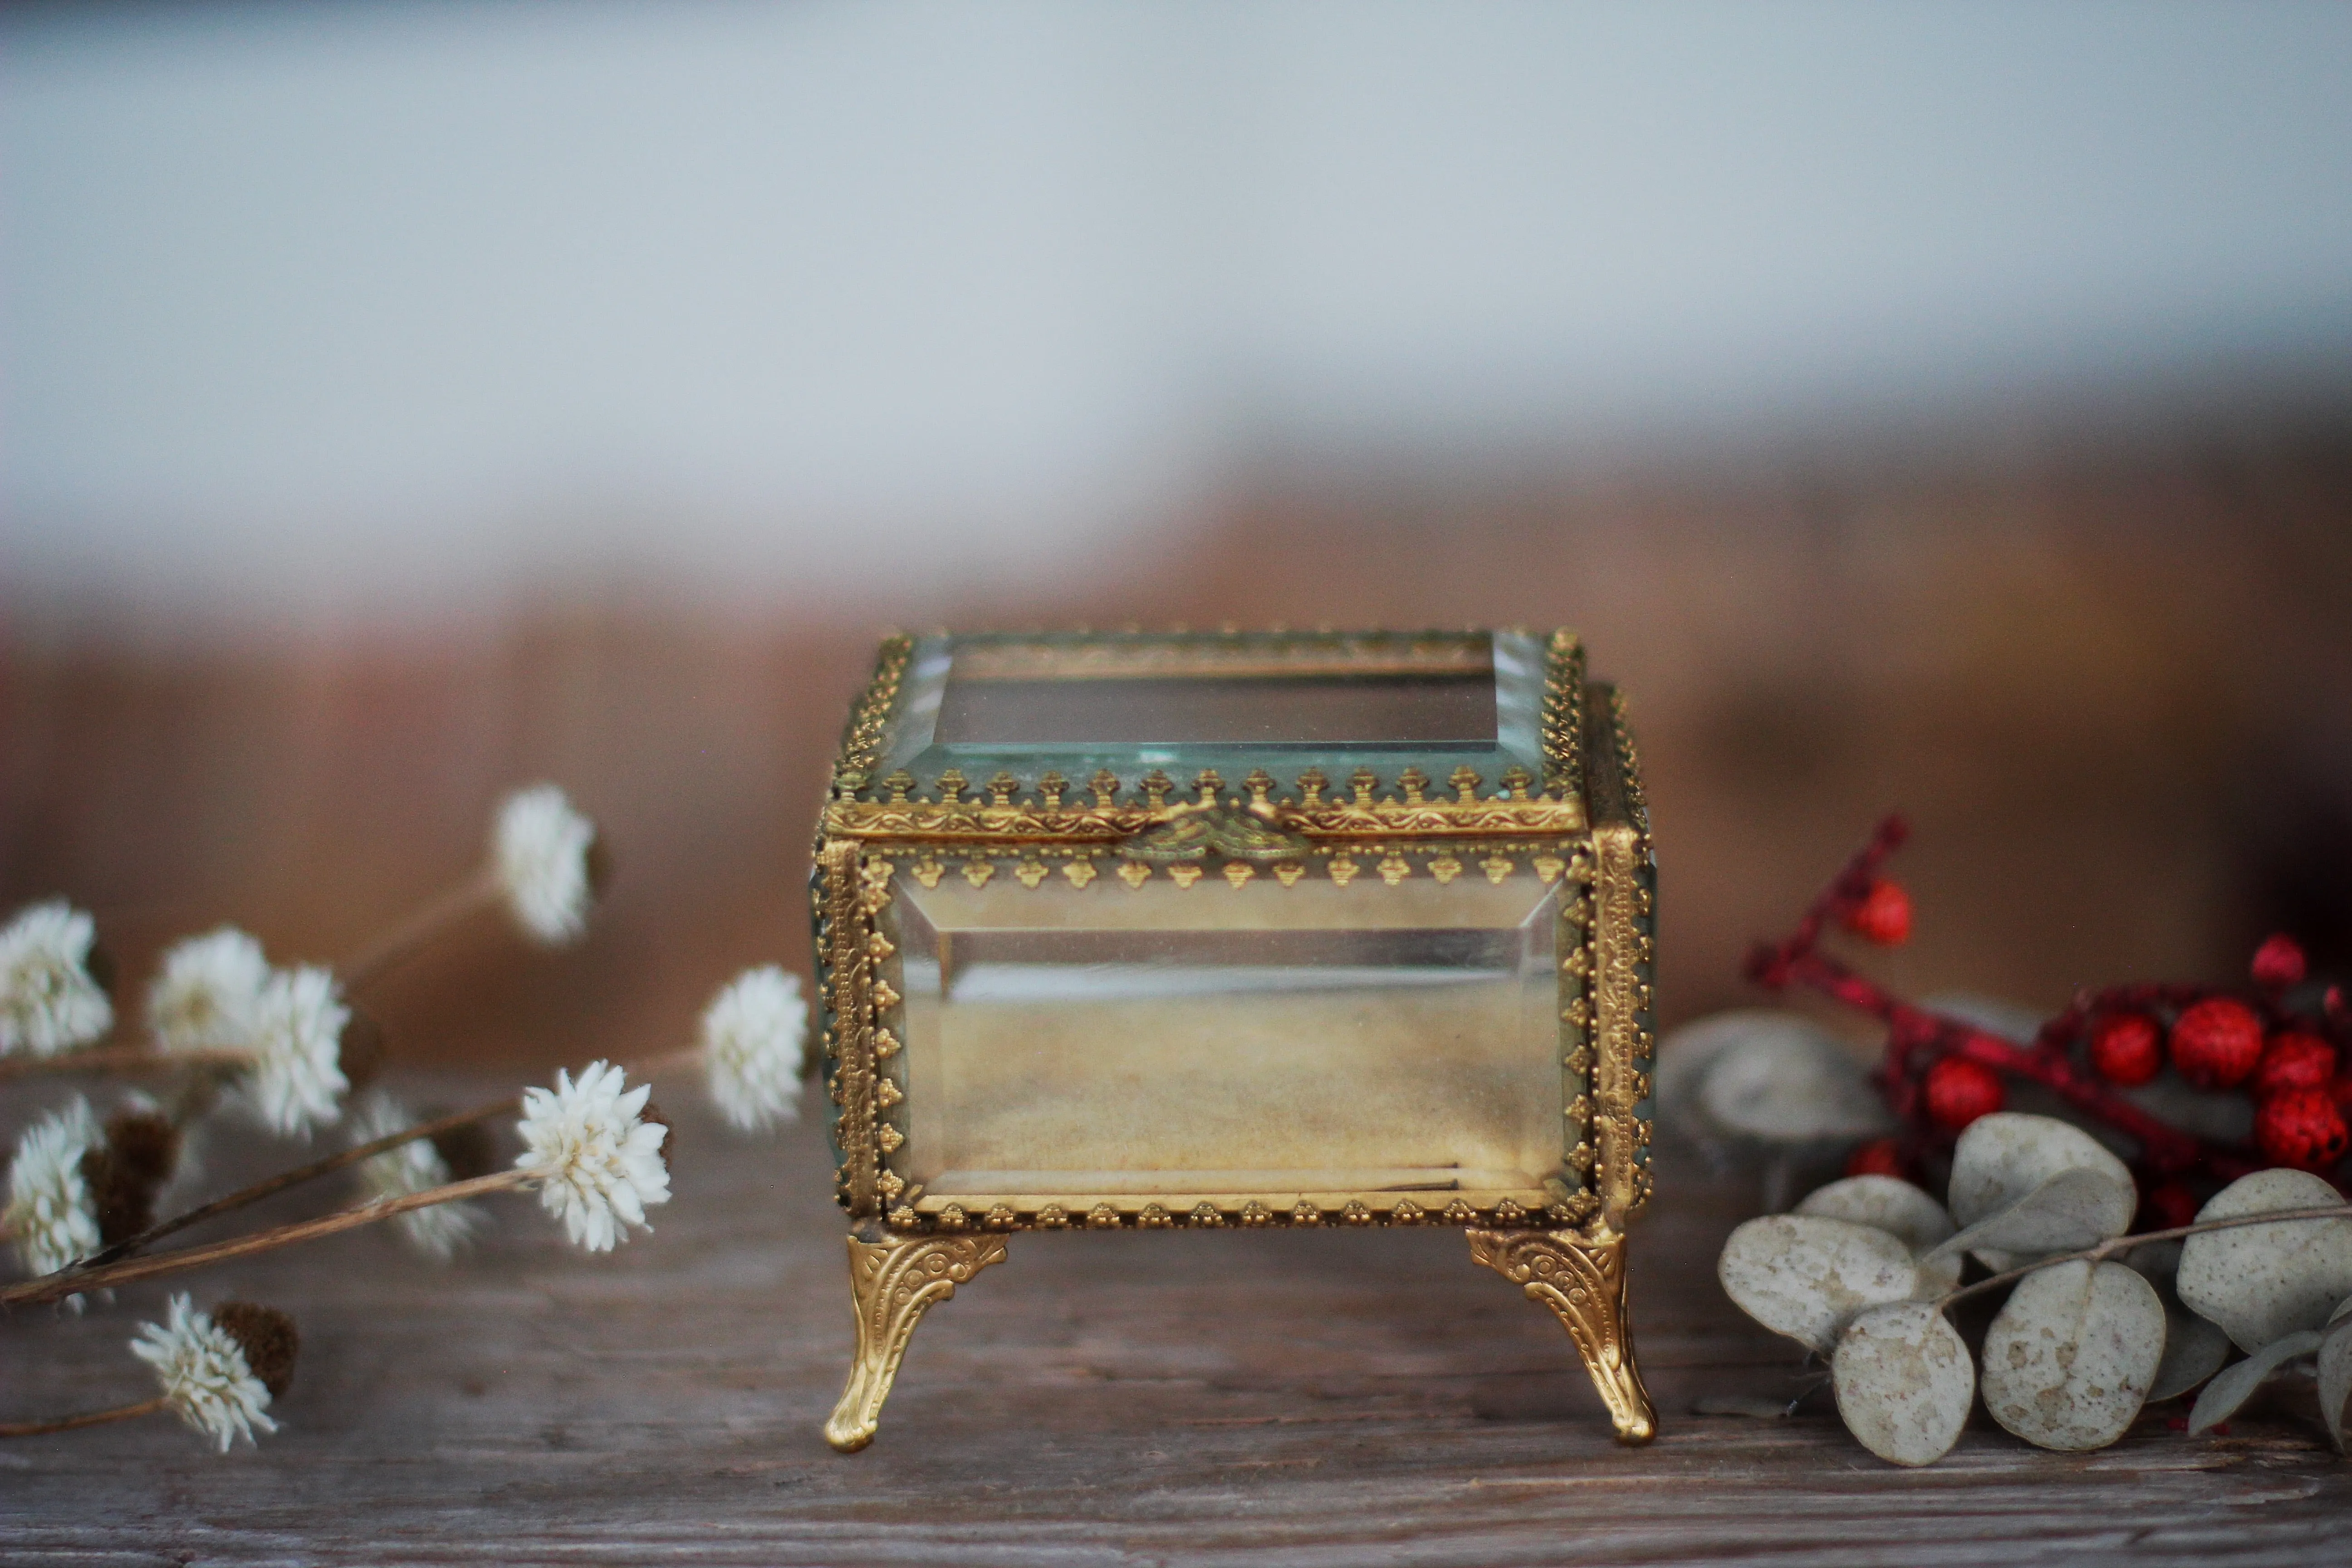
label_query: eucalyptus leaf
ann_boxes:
[1979,1259,2164,1451]
[2319,1309,2352,1454]
[1831,1302,1975,1467]
[2176,1169,2352,1352]
[1718,1215,1921,1353]
[2148,1300,2231,1404]
[2187,1330,2323,1435]
[1799,1175,1962,1294]
[1695,1019,1894,1144]
[1946,1113,2136,1272]
[1925,1167,2136,1269]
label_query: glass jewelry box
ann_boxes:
[810,628,1657,1450]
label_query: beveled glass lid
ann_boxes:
[865,629,1548,800]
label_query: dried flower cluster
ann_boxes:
[0,902,113,1058]
[130,1294,284,1451]
[0,785,818,1453]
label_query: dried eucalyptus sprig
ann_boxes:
[0,1295,296,1449]
[1720,1111,2352,1465]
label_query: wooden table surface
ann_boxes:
[4,1088,2347,1567]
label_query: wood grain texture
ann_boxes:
[3,1089,2347,1566]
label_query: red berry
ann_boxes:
[1924,1056,2004,1132]
[2141,1180,2200,1232]
[1845,1137,1904,1179]
[2169,998,2265,1089]
[2251,933,2308,991]
[2253,1032,2337,1099]
[2254,1088,2350,1172]
[2088,1012,2163,1087]
[1845,880,1913,946]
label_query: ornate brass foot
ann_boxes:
[1468,1226,1656,1444]
[824,1231,1008,1453]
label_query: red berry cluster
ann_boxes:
[2075,941,2347,1172]
[1748,817,2352,1199]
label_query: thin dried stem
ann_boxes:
[74,1045,698,1270]
[339,868,500,993]
[0,1395,171,1438]
[0,1045,250,1086]
[1936,1203,2352,1313]
[78,1096,524,1269]
[0,1169,531,1308]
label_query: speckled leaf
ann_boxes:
[1718,1215,1920,1353]
[2148,1298,2231,1404]
[1979,1259,2163,1451]
[1798,1175,1961,1294]
[1695,1021,1894,1143]
[2187,1329,2323,1435]
[1926,1167,2135,1270]
[1832,1302,1975,1467]
[1946,1113,2136,1272]
[2318,1297,2352,1453]
[2177,1169,2352,1352]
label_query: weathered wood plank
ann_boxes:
[3,1088,2347,1565]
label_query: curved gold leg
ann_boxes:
[824,1231,1008,1453]
[1468,1226,1656,1444]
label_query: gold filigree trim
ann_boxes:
[831,635,913,797]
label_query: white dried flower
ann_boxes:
[147,927,270,1055]
[240,965,349,1138]
[350,1090,484,1261]
[516,1060,669,1251]
[130,1294,277,1452]
[4,1097,101,1278]
[701,966,808,1132]
[493,784,599,945]
[0,901,113,1058]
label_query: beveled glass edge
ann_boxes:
[869,629,1548,796]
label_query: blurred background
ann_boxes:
[4,1,2348,1072]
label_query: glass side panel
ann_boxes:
[889,867,1562,1196]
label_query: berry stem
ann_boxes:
[1747,814,2269,1184]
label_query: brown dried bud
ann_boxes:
[429,1119,498,1183]
[212,1302,299,1398]
[584,833,615,900]
[338,1009,387,1093]
[639,1099,671,1171]
[78,1111,182,1244]
[104,1109,180,1189]
[83,941,118,999]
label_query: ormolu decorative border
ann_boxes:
[831,634,914,798]
[1583,682,1656,1226]
[1543,631,1587,800]
[822,764,1584,845]
[820,838,882,1218]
